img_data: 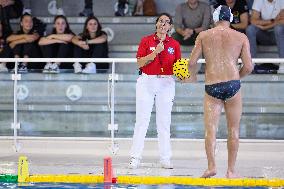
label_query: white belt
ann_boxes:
[141,73,172,78]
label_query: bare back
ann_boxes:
[201,27,247,84]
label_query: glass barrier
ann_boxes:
[0,72,14,136]
[17,68,111,137]
[0,58,283,141]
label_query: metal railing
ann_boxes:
[1,58,135,153]
[0,58,284,153]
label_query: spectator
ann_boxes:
[246,0,284,74]
[38,15,74,73]
[72,16,108,73]
[208,0,217,6]
[214,0,249,33]
[23,0,64,15]
[133,0,142,16]
[79,0,94,17]
[7,13,40,73]
[128,0,136,16]
[0,20,13,72]
[114,0,129,16]
[22,0,31,14]
[0,0,23,33]
[246,0,254,13]
[172,0,211,46]
[132,0,157,16]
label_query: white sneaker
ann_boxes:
[18,64,28,73]
[23,8,31,14]
[73,62,82,73]
[128,157,140,169]
[278,63,284,74]
[82,62,96,74]
[11,63,28,73]
[0,63,8,72]
[160,160,173,169]
[57,8,65,15]
[43,62,52,73]
[50,63,60,73]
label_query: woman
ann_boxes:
[39,15,74,73]
[129,13,181,169]
[0,21,13,72]
[72,16,108,73]
[7,13,40,73]
[215,0,249,33]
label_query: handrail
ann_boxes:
[0,58,284,63]
[12,61,20,152]
[0,58,136,63]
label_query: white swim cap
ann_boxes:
[213,5,233,23]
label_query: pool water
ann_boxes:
[0,183,271,189]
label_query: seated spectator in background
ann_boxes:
[214,0,249,33]
[23,0,64,15]
[7,13,40,73]
[133,0,142,16]
[246,0,284,74]
[0,21,13,72]
[173,0,211,46]
[132,0,157,16]
[128,0,136,16]
[0,0,23,33]
[114,0,130,16]
[246,0,254,14]
[39,15,74,73]
[72,16,108,73]
[79,0,94,17]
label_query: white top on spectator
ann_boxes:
[252,0,284,20]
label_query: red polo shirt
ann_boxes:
[136,33,181,75]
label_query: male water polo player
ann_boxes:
[184,5,253,178]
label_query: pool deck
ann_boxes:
[0,137,283,179]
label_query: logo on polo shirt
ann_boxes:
[150,47,155,51]
[168,47,174,54]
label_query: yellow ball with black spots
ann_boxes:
[173,58,190,80]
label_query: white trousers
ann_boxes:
[130,74,175,161]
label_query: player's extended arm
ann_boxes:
[181,33,203,83]
[189,34,202,66]
[239,36,253,78]
[188,33,202,75]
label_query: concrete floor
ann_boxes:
[0,138,283,179]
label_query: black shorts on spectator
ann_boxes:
[13,42,40,58]
[79,0,94,17]
[0,44,13,72]
[41,43,73,69]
